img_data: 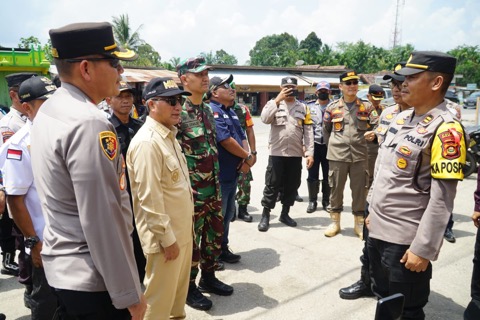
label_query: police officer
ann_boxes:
[176,56,233,311]
[306,81,331,213]
[367,51,465,319]
[106,80,146,283]
[30,22,146,319]
[340,62,409,300]
[0,75,58,319]
[323,71,379,239]
[258,77,314,232]
[0,72,35,277]
[365,84,385,188]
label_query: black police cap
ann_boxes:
[49,22,137,61]
[281,77,298,86]
[339,71,359,82]
[5,72,37,88]
[19,76,56,103]
[396,51,457,76]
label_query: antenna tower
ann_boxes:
[391,0,405,48]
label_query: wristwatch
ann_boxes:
[245,154,253,161]
[25,236,40,249]
[251,151,257,155]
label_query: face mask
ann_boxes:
[317,92,329,100]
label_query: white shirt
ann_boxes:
[0,121,45,248]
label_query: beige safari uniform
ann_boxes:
[368,101,466,260]
[30,83,142,309]
[127,116,193,319]
[323,98,378,215]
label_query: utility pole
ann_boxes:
[391,0,405,48]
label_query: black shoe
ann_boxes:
[444,228,456,243]
[339,280,374,300]
[237,205,253,222]
[279,214,297,227]
[295,194,303,202]
[214,261,225,271]
[199,273,233,296]
[307,201,317,213]
[186,285,213,310]
[0,313,5,320]
[219,248,241,263]
[258,208,270,232]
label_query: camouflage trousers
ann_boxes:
[190,193,224,282]
[235,170,253,206]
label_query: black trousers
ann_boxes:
[261,156,302,209]
[0,210,15,255]
[359,204,371,286]
[307,143,328,182]
[367,237,431,320]
[54,290,130,320]
[26,255,58,320]
[465,225,480,319]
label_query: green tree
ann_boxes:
[214,49,238,65]
[298,32,322,64]
[126,43,161,67]
[18,36,41,49]
[249,33,299,66]
[169,57,181,68]
[200,51,215,64]
[448,45,480,86]
[112,14,144,50]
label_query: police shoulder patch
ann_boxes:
[430,121,466,180]
[99,131,118,161]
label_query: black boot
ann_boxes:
[1,251,19,276]
[295,193,303,202]
[199,271,233,296]
[186,283,213,310]
[306,180,320,213]
[219,247,241,263]
[321,181,331,211]
[339,279,374,300]
[237,205,253,222]
[279,205,297,227]
[258,207,270,232]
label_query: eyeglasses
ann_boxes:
[66,58,121,69]
[343,80,359,86]
[389,81,403,89]
[151,96,183,107]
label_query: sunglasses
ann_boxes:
[151,96,183,107]
[343,80,359,86]
[215,83,231,90]
[66,57,121,69]
[389,81,403,89]
[230,82,236,90]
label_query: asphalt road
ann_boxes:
[1,112,478,320]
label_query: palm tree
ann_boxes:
[111,14,144,50]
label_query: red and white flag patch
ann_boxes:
[6,149,22,161]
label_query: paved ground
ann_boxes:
[1,110,478,319]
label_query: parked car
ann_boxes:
[464,91,480,109]
[445,90,460,104]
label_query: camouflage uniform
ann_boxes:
[176,98,223,282]
[233,103,254,206]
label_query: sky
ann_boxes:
[1,0,479,65]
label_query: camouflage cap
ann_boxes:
[176,56,212,76]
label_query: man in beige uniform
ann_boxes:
[128,77,194,319]
[30,22,146,319]
[367,51,465,319]
[258,77,314,232]
[323,71,378,239]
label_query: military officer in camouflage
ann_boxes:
[323,71,379,239]
[176,56,233,311]
[230,80,256,223]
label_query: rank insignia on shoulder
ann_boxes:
[385,114,393,120]
[396,118,405,125]
[359,105,365,112]
[6,149,22,161]
[99,131,118,161]
[421,114,433,125]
